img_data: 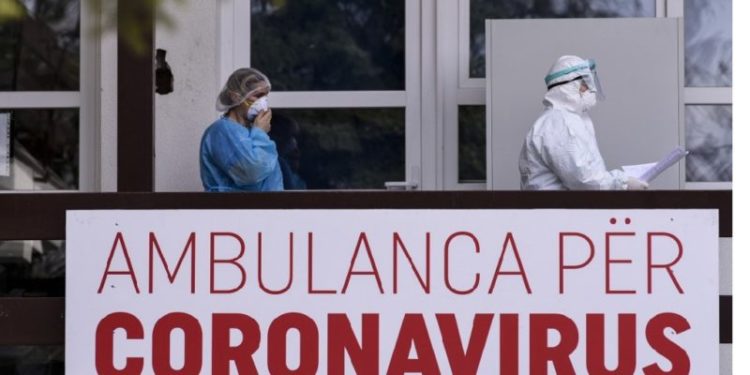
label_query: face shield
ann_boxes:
[216,68,272,112]
[582,60,605,101]
[545,59,605,101]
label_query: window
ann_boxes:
[682,0,732,188]
[271,108,405,189]
[0,0,80,91]
[0,0,96,191]
[219,0,422,190]
[250,0,410,190]
[458,105,485,183]
[251,0,405,91]
[684,0,731,87]
[0,110,79,190]
[0,240,65,297]
[685,105,732,182]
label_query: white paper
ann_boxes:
[0,113,9,177]
[641,146,689,182]
[622,147,688,183]
[622,162,658,179]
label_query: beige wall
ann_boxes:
[155,0,220,191]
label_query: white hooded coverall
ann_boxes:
[519,56,627,190]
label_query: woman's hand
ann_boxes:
[254,109,272,133]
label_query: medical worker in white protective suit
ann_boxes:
[519,55,649,190]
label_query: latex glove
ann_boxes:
[253,109,272,133]
[625,177,649,190]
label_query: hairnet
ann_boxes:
[216,68,272,112]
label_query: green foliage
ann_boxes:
[0,0,81,90]
[89,0,187,54]
[0,0,24,22]
[0,0,189,54]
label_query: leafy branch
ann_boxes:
[0,0,189,54]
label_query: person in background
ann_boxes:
[519,55,648,191]
[269,113,307,190]
[200,68,283,191]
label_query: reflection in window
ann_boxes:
[0,109,79,190]
[459,106,486,182]
[251,0,405,91]
[685,0,731,87]
[686,105,732,182]
[0,0,80,91]
[269,109,405,189]
[0,346,64,374]
[0,240,64,297]
[470,0,654,77]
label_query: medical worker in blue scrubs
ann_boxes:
[200,68,283,191]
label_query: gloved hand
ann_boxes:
[626,177,649,190]
[253,109,272,133]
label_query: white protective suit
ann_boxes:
[519,56,628,190]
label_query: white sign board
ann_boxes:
[0,113,9,177]
[67,209,718,374]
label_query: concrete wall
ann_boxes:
[154,0,219,191]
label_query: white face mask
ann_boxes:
[246,96,270,121]
[580,90,597,112]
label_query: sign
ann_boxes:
[66,209,718,374]
[0,112,9,177]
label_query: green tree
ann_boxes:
[1,0,188,54]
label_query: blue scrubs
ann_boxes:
[200,117,283,192]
